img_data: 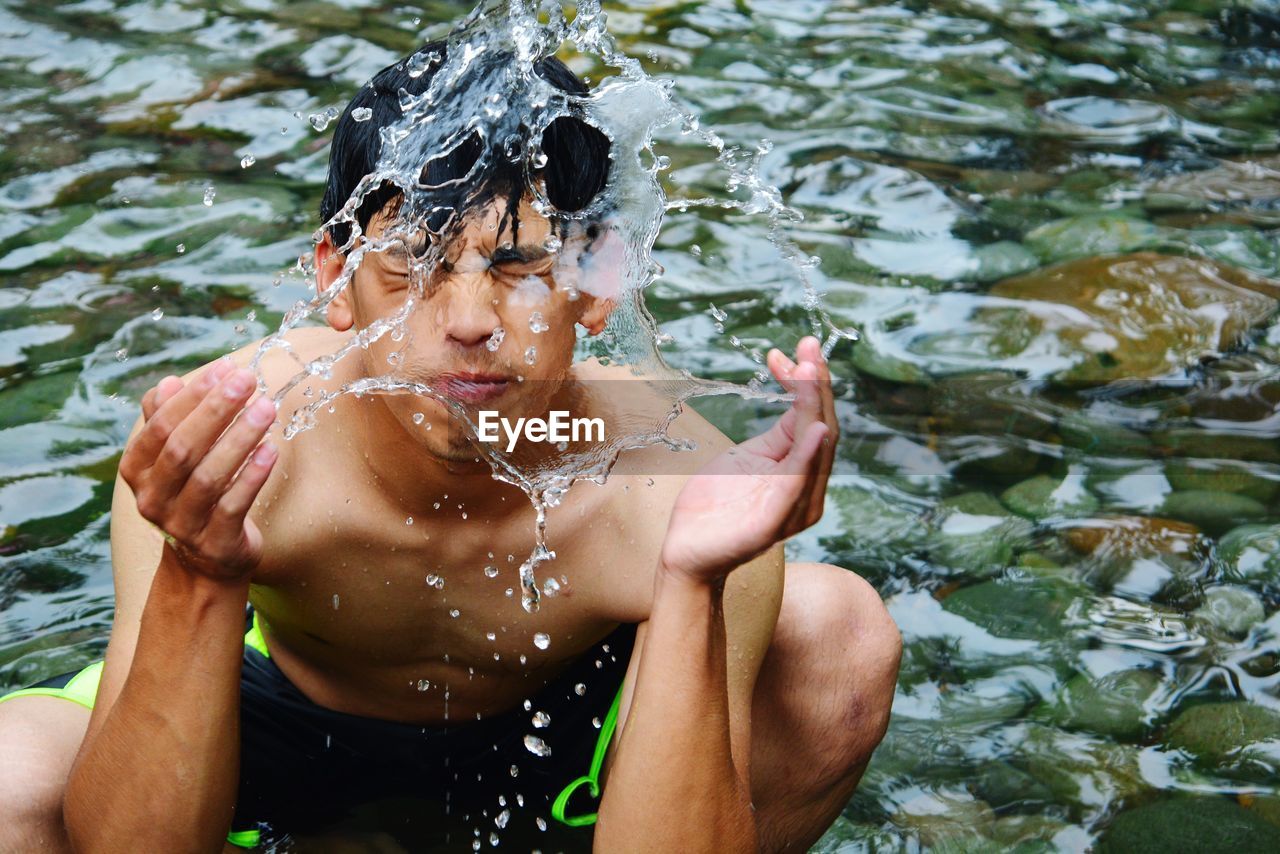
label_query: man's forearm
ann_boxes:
[595,566,757,852]
[64,549,249,853]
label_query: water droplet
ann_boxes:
[487,632,497,642]
[450,608,460,618]
[352,106,373,123]
[417,679,430,691]
[175,243,186,254]
[532,711,550,728]
[247,310,256,322]
[406,49,440,78]
[541,577,561,597]
[472,841,481,852]
[689,244,702,257]
[413,412,425,424]
[533,632,550,650]
[575,683,586,696]
[592,717,601,728]
[150,308,164,321]
[495,809,509,829]
[536,817,547,832]
[309,106,340,131]
[426,574,444,589]
[528,311,548,333]
[524,346,537,365]
[523,735,551,757]
[486,327,506,352]
[484,565,499,578]
[240,154,256,169]
[202,186,215,206]
[406,516,414,526]
[332,594,340,610]
[489,832,499,846]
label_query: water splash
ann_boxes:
[250,0,848,611]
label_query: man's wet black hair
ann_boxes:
[319,40,611,250]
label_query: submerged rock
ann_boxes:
[926,495,1036,575]
[942,576,1081,640]
[1166,702,1280,770]
[1097,797,1280,853]
[1023,213,1169,263]
[1158,490,1266,536]
[1218,523,1280,592]
[988,253,1278,385]
[1193,585,1266,637]
[1065,515,1201,558]
[1164,461,1280,503]
[1045,668,1162,739]
[1001,473,1100,520]
[890,788,996,849]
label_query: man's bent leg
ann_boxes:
[0,694,90,853]
[749,562,902,853]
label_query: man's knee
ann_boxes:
[0,695,89,851]
[778,562,902,769]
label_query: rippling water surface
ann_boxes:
[3,0,1280,850]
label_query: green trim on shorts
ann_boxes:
[550,681,625,827]
[226,828,261,848]
[0,622,270,850]
[0,660,104,711]
[244,610,270,659]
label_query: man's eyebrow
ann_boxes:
[490,244,550,264]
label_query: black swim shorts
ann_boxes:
[0,610,637,852]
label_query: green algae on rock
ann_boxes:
[1001,473,1100,520]
[1166,702,1280,774]
[1043,668,1162,740]
[1097,797,1280,854]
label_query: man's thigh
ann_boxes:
[748,562,901,852]
[0,694,91,852]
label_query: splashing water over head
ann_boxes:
[251,0,855,611]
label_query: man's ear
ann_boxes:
[578,293,616,336]
[315,232,353,332]
[575,222,623,336]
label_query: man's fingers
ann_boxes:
[767,347,797,390]
[173,395,277,516]
[129,359,235,463]
[779,421,830,529]
[201,442,277,545]
[147,367,258,501]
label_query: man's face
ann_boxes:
[318,192,618,462]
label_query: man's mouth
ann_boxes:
[434,372,510,403]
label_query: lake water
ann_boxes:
[2,0,1280,850]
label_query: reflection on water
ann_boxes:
[2,0,1280,849]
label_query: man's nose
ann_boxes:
[439,275,502,349]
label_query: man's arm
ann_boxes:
[599,545,782,851]
[594,338,838,852]
[63,358,278,852]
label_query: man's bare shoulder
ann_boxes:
[223,326,347,390]
[573,356,734,468]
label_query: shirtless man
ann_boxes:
[0,42,901,853]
